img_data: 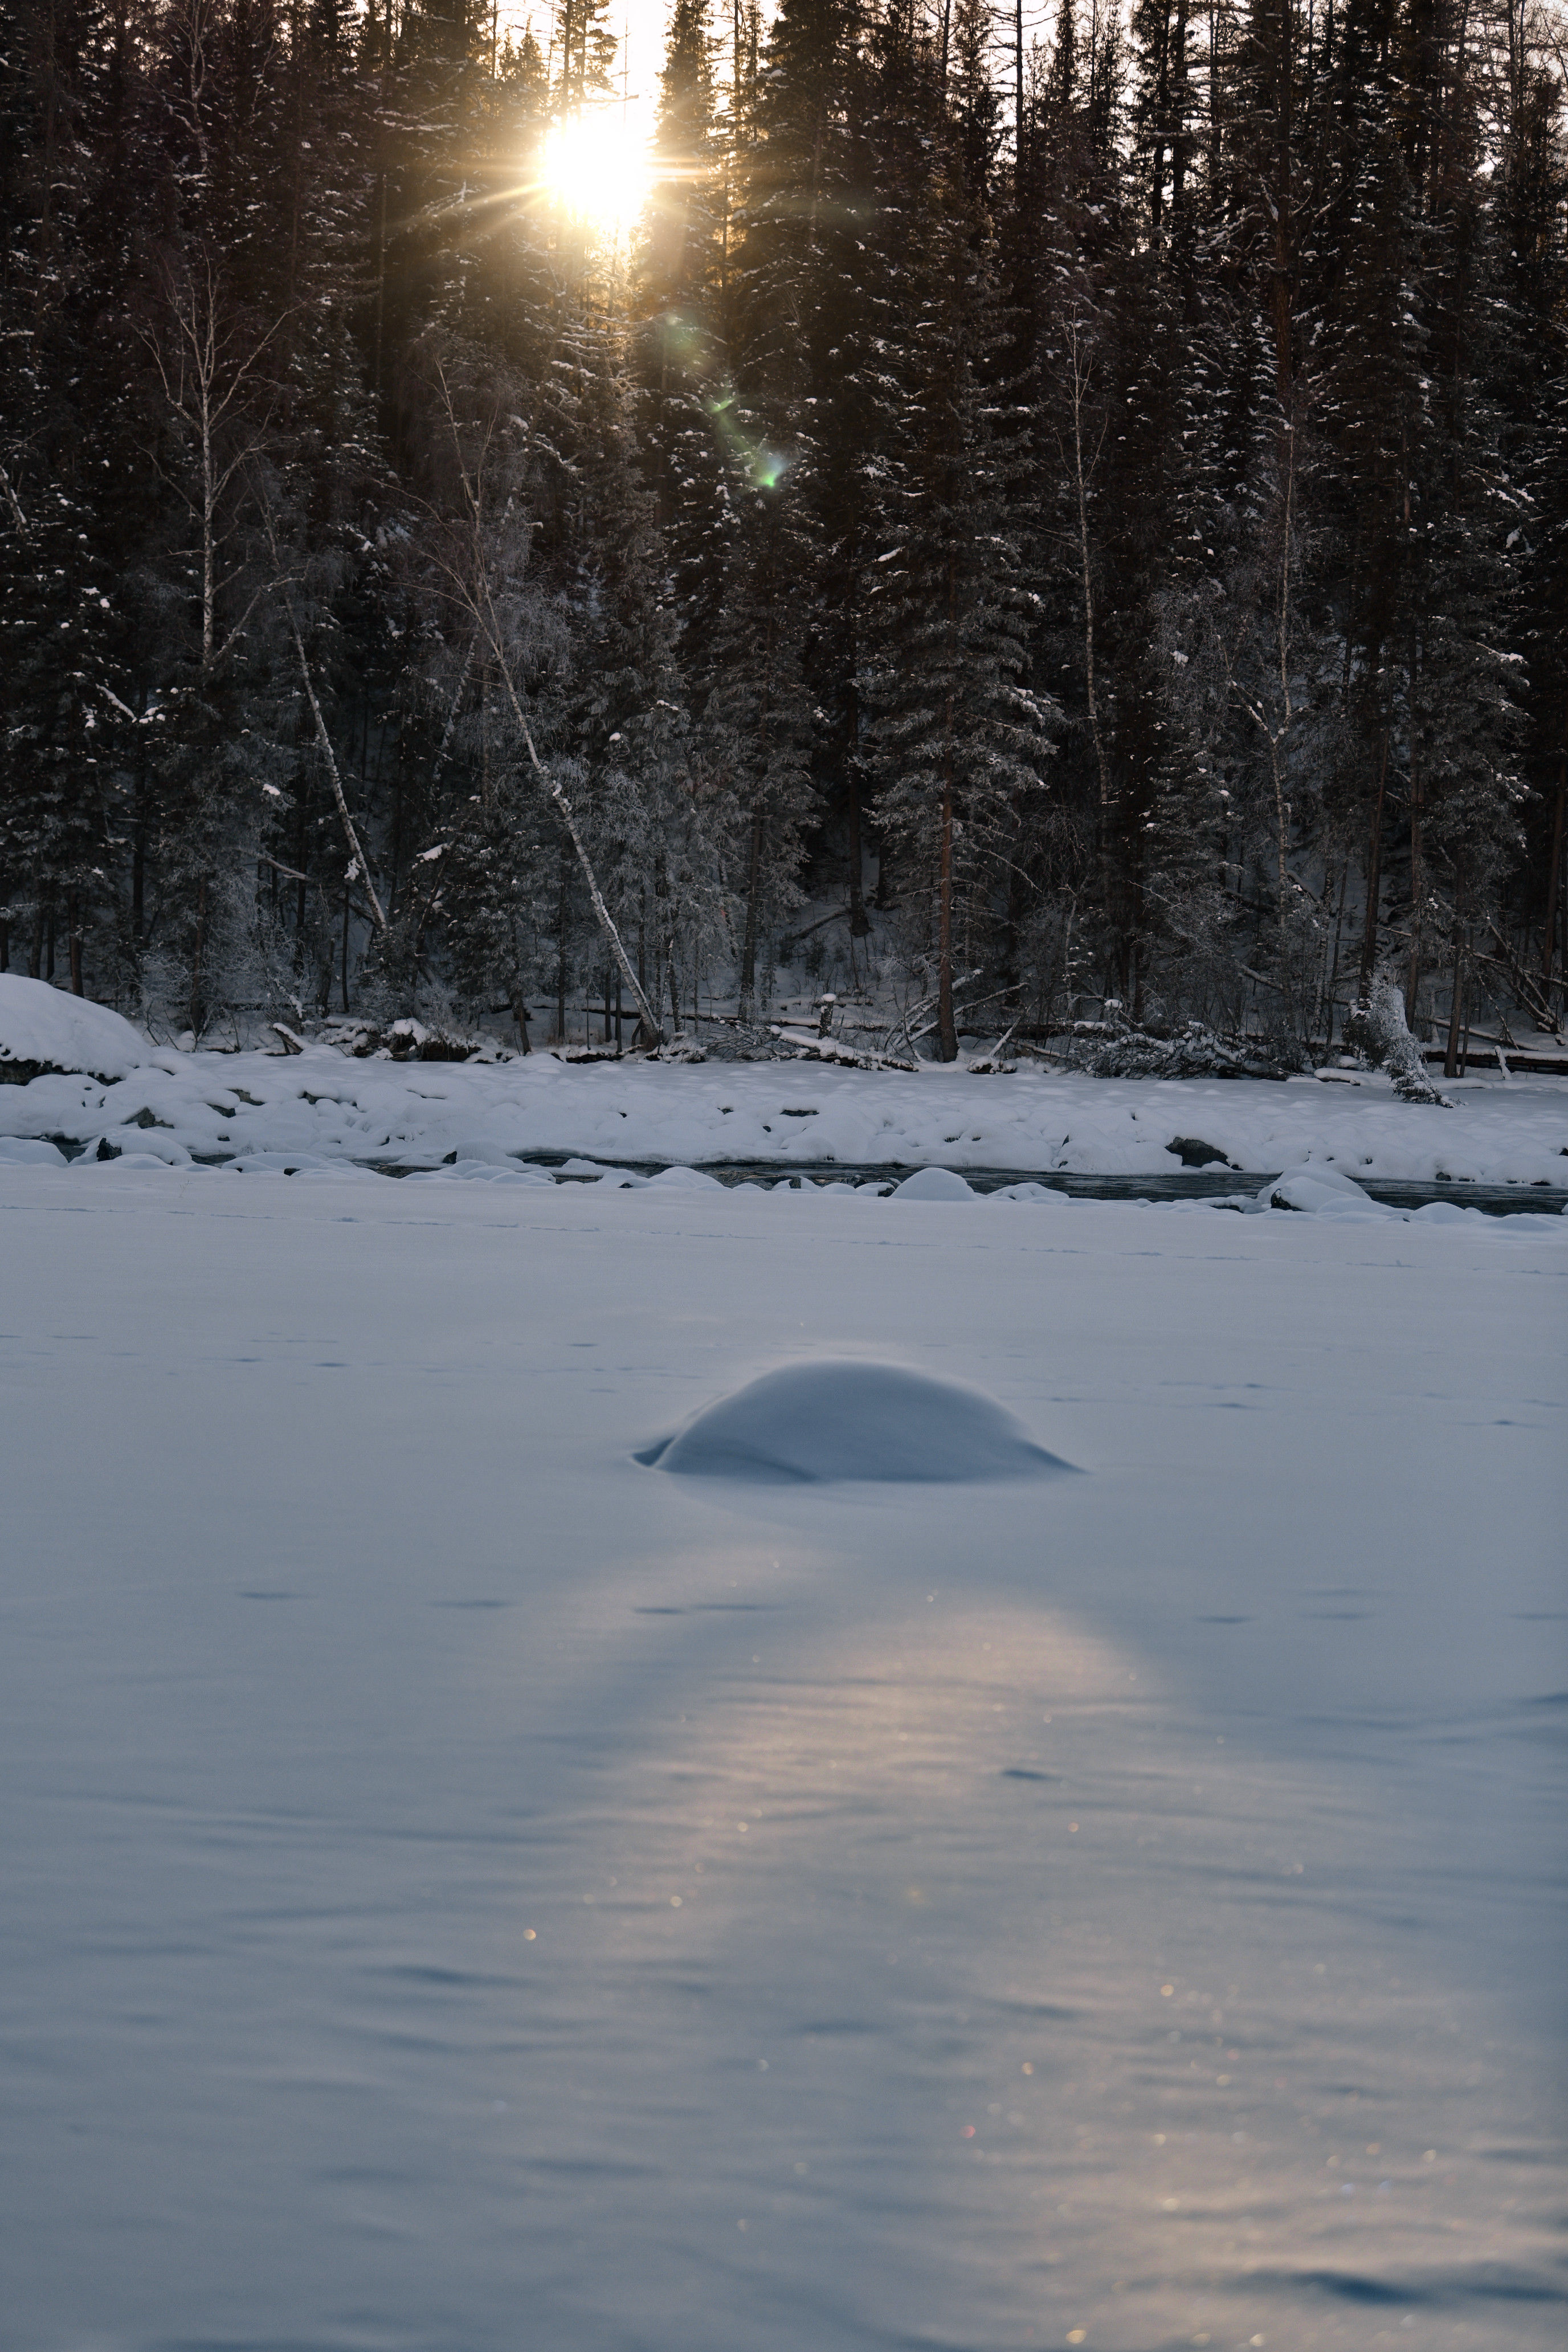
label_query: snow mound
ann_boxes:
[637,1360,1077,1485]
[226,1152,349,1177]
[403,1159,555,1187]
[0,1136,67,1166]
[645,1165,726,1191]
[76,1150,185,1173]
[1259,1164,1400,1217]
[890,1166,977,1202]
[0,977,149,1083]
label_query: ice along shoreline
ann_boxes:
[13,1130,1566,1212]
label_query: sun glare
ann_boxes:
[541,108,652,232]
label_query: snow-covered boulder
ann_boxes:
[0,977,150,1084]
[636,1360,1077,1485]
[644,1165,726,1190]
[402,1159,556,1187]
[890,1166,977,1202]
[1259,1164,1398,1216]
[0,1136,68,1165]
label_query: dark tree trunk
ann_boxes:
[1406,745,1425,1026]
[1357,732,1390,1003]
[132,713,150,939]
[556,864,569,1044]
[191,877,206,1039]
[846,765,869,937]
[1540,744,1566,1011]
[1271,0,1293,404]
[937,747,957,1063]
[740,807,765,1017]
[1443,930,1465,1079]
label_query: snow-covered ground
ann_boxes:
[2,1031,1567,1190]
[2,1166,1563,2352]
[2,971,1565,1191]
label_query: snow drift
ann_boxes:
[637,1359,1078,1484]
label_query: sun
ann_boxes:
[541,108,652,232]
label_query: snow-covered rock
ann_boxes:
[891,1166,977,1202]
[638,1359,1077,1485]
[0,976,150,1084]
[402,1158,556,1187]
[0,1135,68,1165]
[644,1164,726,1191]
[1257,1163,1396,1216]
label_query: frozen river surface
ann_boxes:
[1,1168,1564,2352]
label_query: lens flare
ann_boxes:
[541,109,651,231]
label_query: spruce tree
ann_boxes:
[862,136,1055,1060]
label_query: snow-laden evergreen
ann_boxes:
[1,0,1563,1059]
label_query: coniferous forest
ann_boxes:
[2,0,1566,1064]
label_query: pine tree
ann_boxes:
[863,140,1055,1060]
[633,0,730,681]
[700,462,818,1022]
[0,0,1557,1055]
[727,0,875,950]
